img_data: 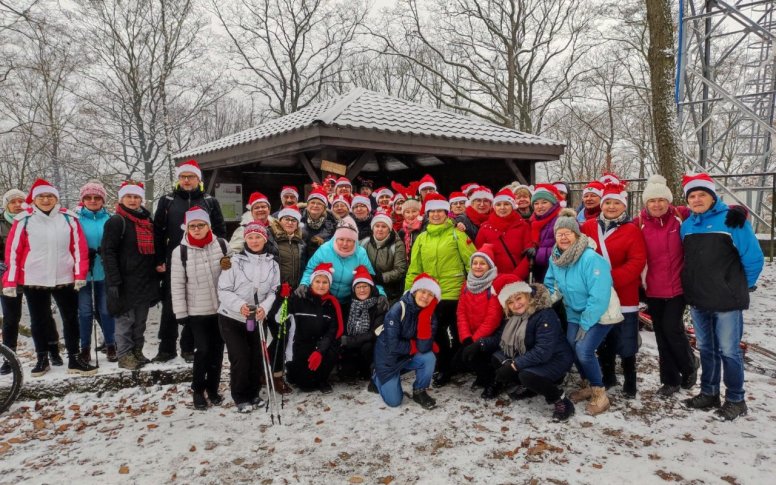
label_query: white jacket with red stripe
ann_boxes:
[2,204,89,288]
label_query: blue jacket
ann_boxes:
[77,206,111,281]
[544,242,612,331]
[680,199,764,311]
[300,239,381,302]
[373,292,438,384]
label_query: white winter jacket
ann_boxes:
[170,236,231,318]
[217,250,280,324]
[228,211,276,252]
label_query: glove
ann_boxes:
[73,280,87,291]
[294,284,308,298]
[177,317,190,326]
[219,256,232,270]
[461,340,482,363]
[2,286,16,298]
[409,339,418,355]
[0,262,7,274]
[461,337,473,346]
[340,335,350,348]
[307,350,323,371]
[725,205,749,228]
[522,246,537,259]
[310,236,324,247]
[372,273,384,286]
[107,286,121,301]
[494,361,518,384]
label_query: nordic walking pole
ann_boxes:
[88,260,99,368]
[262,320,280,424]
[257,319,278,424]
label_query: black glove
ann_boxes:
[749,286,757,293]
[340,335,350,348]
[0,262,7,274]
[294,284,308,298]
[461,340,482,363]
[522,246,537,259]
[88,248,98,270]
[372,273,384,285]
[494,361,518,384]
[107,286,120,302]
[461,337,473,346]
[177,317,190,326]
[725,205,748,228]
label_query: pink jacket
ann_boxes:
[3,205,89,288]
[634,206,689,299]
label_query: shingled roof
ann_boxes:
[174,88,564,166]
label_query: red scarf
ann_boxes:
[187,230,213,248]
[484,210,522,234]
[416,298,438,340]
[402,217,422,259]
[464,206,490,227]
[530,205,561,244]
[116,204,154,255]
[316,292,344,338]
[584,206,601,221]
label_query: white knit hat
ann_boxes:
[2,189,26,208]
[642,174,673,204]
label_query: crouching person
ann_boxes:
[492,282,575,422]
[171,207,232,410]
[339,266,388,380]
[285,263,343,393]
[372,273,440,410]
[217,222,279,412]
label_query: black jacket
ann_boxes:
[153,186,226,265]
[288,288,341,361]
[101,207,161,316]
[342,288,388,349]
[354,215,372,241]
[301,209,338,260]
[682,232,750,311]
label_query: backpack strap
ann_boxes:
[217,237,228,256]
[180,244,189,283]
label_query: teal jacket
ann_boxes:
[300,239,382,303]
[77,206,111,281]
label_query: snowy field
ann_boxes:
[1,263,775,484]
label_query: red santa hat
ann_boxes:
[493,188,516,208]
[280,186,299,199]
[552,181,569,195]
[410,273,442,301]
[391,193,406,207]
[461,182,480,197]
[374,187,394,199]
[600,183,628,206]
[682,172,717,199]
[351,194,372,211]
[371,208,393,228]
[307,187,330,206]
[311,262,335,284]
[175,159,202,180]
[498,280,534,310]
[118,181,145,200]
[418,174,437,191]
[449,192,467,205]
[246,192,270,210]
[582,181,605,198]
[469,186,494,201]
[181,206,211,229]
[334,177,352,189]
[423,193,450,213]
[331,194,352,211]
[27,178,59,203]
[244,221,268,240]
[599,172,621,186]
[352,265,375,288]
[531,183,561,205]
[471,243,497,269]
[277,205,302,221]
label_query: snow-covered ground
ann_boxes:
[1,264,776,484]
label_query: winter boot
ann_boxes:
[0,360,11,376]
[569,379,593,403]
[206,389,224,406]
[622,356,637,399]
[715,400,748,421]
[133,347,151,365]
[181,351,195,364]
[152,351,176,363]
[412,389,437,410]
[480,383,500,400]
[683,392,721,410]
[432,371,450,388]
[508,385,538,401]
[273,373,293,394]
[585,387,610,416]
[470,376,487,391]
[250,396,265,409]
[106,344,118,363]
[319,380,333,394]
[367,379,378,394]
[78,347,91,364]
[31,352,51,377]
[192,391,208,411]
[48,344,63,367]
[68,354,98,376]
[657,384,680,398]
[552,396,575,422]
[681,355,699,390]
[117,353,142,371]
[599,353,619,389]
[236,402,253,413]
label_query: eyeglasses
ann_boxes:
[82,195,103,201]
[35,194,57,199]
[188,223,208,230]
[178,174,199,181]
[555,231,575,240]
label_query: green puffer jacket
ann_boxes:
[359,231,407,304]
[404,219,475,300]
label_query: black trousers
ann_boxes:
[647,296,695,386]
[188,315,224,393]
[338,340,374,379]
[1,292,23,350]
[451,346,494,384]
[158,269,194,355]
[433,299,460,375]
[219,315,262,405]
[519,370,564,404]
[24,286,78,356]
[286,346,337,389]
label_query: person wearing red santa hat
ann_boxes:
[271,186,299,218]
[581,181,647,399]
[301,187,338,260]
[461,182,480,198]
[360,208,408,304]
[449,191,467,217]
[374,187,394,208]
[334,177,353,197]
[552,181,572,209]
[3,179,95,377]
[418,174,437,201]
[153,159,226,363]
[331,194,352,220]
[475,188,532,280]
[529,184,564,283]
[576,181,605,223]
[455,186,493,241]
[229,191,278,254]
[351,194,373,240]
[270,205,306,288]
[373,273,441,409]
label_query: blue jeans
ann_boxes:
[690,308,745,402]
[566,322,612,387]
[79,280,116,347]
[374,352,436,407]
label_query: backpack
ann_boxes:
[179,238,228,282]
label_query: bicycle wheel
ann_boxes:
[0,343,23,413]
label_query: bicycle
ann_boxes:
[0,342,23,413]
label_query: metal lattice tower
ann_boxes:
[676,0,776,230]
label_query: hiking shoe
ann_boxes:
[181,351,195,364]
[552,397,575,422]
[152,351,176,363]
[31,353,50,377]
[133,347,151,365]
[273,375,293,395]
[412,389,437,410]
[509,385,538,401]
[683,392,721,410]
[68,355,98,376]
[432,372,450,388]
[715,400,748,421]
[250,396,265,409]
[470,377,487,391]
[585,387,610,416]
[0,360,12,375]
[193,391,208,410]
[367,379,378,394]
[657,384,680,398]
[49,348,63,367]
[118,353,142,371]
[236,402,253,413]
[681,356,699,390]
[319,381,333,394]
[78,347,92,364]
[106,344,118,363]
[207,390,224,406]
[480,384,500,400]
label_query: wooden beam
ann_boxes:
[206,168,219,194]
[504,159,529,185]
[298,153,321,184]
[345,151,374,180]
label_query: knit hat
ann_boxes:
[351,194,372,211]
[469,186,494,201]
[471,243,496,269]
[642,174,674,204]
[352,265,374,287]
[461,182,480,197]
[402,198,422,212]
[553,208,581,236]
[334,216,359,241]
[497,280,533,310]
[682,172,717,200]
[244,221,268,241]
[2,189,26,208]
[371,208,393,228]
[277,205,302,221]
[423,193,450,213]
[79,180,107,201]
[182,206,210,229]
[280,186,299,199]
[531,183,560,205]
[332,194,352,211]
[311,262,335,284]
[175,159,202,180]
[27,178,59,203]
[449,192,467,205]
[418,174,437,191]
[410,273,442,301]
[599,172,621,186]
[600,183,628,206]
[582,181,605,198]
[118,181,145,200]
[307,188,329,206]
[493,188,516,208]
[334,177,352,189]
[246,192,270,210]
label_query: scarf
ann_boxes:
[306,213,325,230]
[402,217,422,259]
[3,210,15,225]
[500,313,529,358]
[464,206,490,227]
[551,234,590,268]
[530,204,561,244]
[584,206,601,221]
[517,207,532,220]
[466,267,497,294]
[484,210,521,233]
[315,291,344,338]
[346,296,377,336]
[598,211,630,235]
[116,204,154,255]
[187,230,213,248]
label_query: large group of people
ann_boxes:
[0,162,764,422]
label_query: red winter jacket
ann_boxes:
[457,274,513,343]
[474,212,531,280]
[633,206,689,299]
[581,218,647,311]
